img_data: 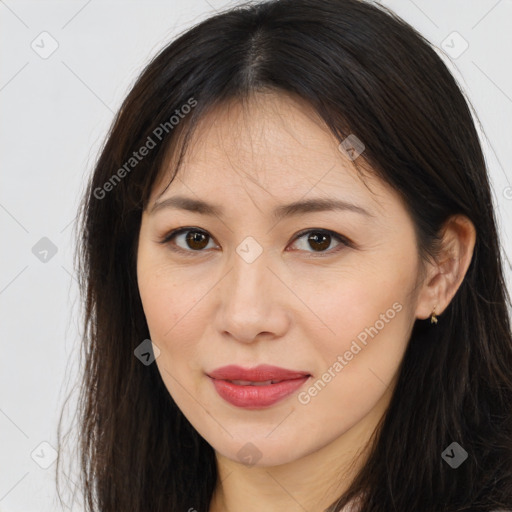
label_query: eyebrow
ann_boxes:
[149,194,373,220]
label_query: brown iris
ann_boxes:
[185,230,210,250]
[307,232,331,251]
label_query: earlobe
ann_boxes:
[415,214,476,322]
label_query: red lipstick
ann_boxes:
[207,364,310,409]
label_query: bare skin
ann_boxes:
[136,91,476,512]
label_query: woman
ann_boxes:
[57,0,512,510]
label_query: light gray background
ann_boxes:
[1,0,511,511]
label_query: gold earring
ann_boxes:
[430,305,438,324]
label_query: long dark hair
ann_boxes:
[56,0,512,510]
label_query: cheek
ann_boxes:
[138,271,177,337]
[138,270,207,409]
[137,239,200,336]
[294,284,413,435]
[137,260,203,360]
[306,253,417,379]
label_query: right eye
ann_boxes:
[159,227,218,255]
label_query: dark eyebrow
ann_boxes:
[149,195,373,219]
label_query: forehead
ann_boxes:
[150,92,395,215]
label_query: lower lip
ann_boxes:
[209,376,310,409]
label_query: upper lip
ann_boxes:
[207,364,310,382]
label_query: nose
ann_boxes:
[214,248,292,344]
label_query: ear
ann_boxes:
[415,214,476,321]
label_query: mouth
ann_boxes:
[207,365,311,409]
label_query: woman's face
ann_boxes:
[137,92,426,467]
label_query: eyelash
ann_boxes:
[157,227,353,258]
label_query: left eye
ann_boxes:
[159,227,350,256]
[289,229,350,255]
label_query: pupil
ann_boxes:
[309,232,330,251]
[187,231,208,250]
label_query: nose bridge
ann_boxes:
[230,233,271,296]
[228,244,272,312]
[216,240,289,342]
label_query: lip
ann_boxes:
[207,364,311,409]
